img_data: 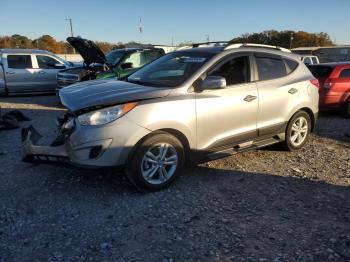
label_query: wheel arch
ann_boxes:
[299,107,316,132]
[127,128,191,165]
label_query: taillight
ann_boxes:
[310,79,320,89]
[323,79,333,91]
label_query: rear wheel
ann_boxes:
[282,111,311,151]
[126,132,185,191]
[342,98,350,118]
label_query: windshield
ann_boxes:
[106,50,125,65]
[127,51,215,87]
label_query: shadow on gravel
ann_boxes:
[0,95,63,110]
[1,164,349,261]
[315,111,350,143]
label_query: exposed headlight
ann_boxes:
[78,102,137,126]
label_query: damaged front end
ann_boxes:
[21,113,75,164]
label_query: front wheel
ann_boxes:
[282,111,311,151]
[126,132,185,191]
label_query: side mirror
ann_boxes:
[201,76,226,90]
[52,63,65,69]
[121,62,133,69]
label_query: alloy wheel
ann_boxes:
[141,143,178,185]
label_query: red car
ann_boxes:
[309,63,350,117]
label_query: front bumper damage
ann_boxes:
[21,125,70,164]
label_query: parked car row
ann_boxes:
[57,37,165,88]
[0,37,166,94]
[22,42,320,191]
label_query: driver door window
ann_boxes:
[209,56,250,86]
[36,55,61,69]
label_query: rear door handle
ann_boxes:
[6,71,15,75]
[244,95,257,102]
[38,71,46,74]
[288,88,298,94]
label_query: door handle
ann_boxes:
[288,88,298,94]
[38,71,46,74]
[6,71,15,75]
[243,95,257,102]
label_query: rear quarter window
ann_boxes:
[255,55,287,81]
[339,68,350,78]
[284,59,298,72]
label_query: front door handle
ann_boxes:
[288,88,298,94]
[38,71,46,74]
[6,71,15,75]
[244,95,257,102]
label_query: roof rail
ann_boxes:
[191,41,229,48]
[224,43,291,53]
[176,41,229,51]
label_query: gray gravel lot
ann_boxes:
[0,96,349,262]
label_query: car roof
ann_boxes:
[174,45,301,61]
[309,62,350,68]
[0,49,51,55]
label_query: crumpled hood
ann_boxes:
[59,79,171,113]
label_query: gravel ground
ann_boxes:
[0,96,349,262]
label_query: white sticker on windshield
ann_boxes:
[184,58,206,63]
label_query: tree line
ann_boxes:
[230,30,333,48]
[0,30,334,54]
[0,34,133,54]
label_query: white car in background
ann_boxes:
[301,55,319,65]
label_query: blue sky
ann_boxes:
[2,0,350,45]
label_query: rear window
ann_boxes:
[311,57,318,64]
[308,66,333,79]
[339,68,350,78]
[256,56,286,81]
[7,55,32,69]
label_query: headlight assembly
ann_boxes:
[78,102,137,126]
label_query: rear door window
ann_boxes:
[7,55,32,69]
[255,55,286,81]
[339,68,350,78]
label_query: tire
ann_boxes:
[282,111,311,151]
[126,132,185,191]
[342,99,350,118]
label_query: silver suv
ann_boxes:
[23,43,319,191]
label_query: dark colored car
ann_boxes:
[308,62,350,117]
[56,37,165,89]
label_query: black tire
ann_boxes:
[126,132,185,191]
[282,111,311,151]
[342,99,350,118]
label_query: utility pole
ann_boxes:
[66,18,74,37]
[171,36,174,47]
[290,32,294,50]
[206,34,210,43]
[66,18,75,53]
